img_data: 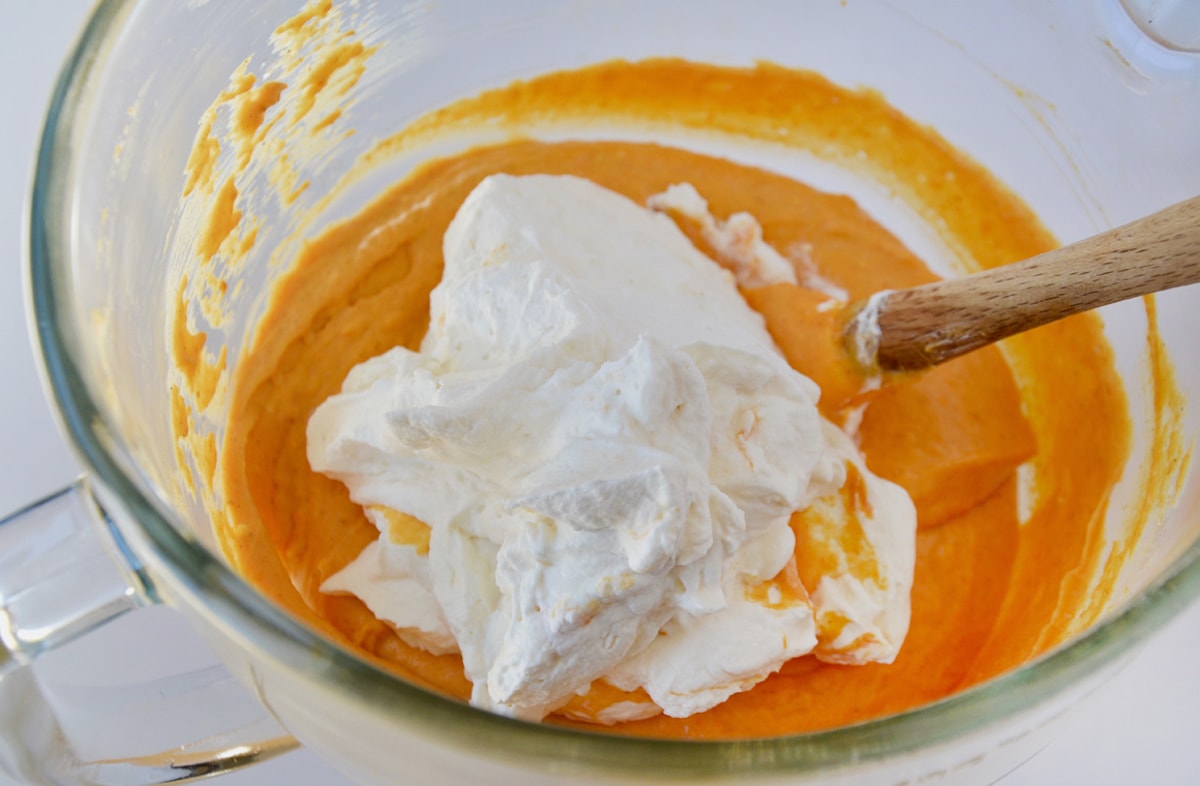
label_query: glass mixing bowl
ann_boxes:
[5,1,1198,784]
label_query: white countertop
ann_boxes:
[1,4,1196,785]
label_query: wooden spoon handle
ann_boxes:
[853,195,1200,372]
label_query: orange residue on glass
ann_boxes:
[197,177,242,262]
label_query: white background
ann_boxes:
[1,4,1197,785]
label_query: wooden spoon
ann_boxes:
[844,195,1200,373]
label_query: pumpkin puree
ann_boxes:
[209,61,1131,739]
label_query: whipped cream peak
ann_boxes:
[308,173,915,721]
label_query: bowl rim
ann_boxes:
[26,0,1200,778]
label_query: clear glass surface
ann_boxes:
[26,1,1200,784]
[0,481,150,673]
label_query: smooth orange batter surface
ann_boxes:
[197,61,1133,739]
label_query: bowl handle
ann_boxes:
[0,479,299,784]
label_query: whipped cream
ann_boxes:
[647,182,848,300]
[308,174,915,721]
